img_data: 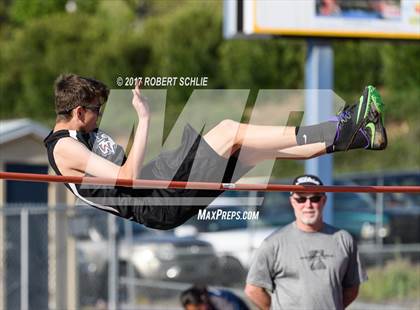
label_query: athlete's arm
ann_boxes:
[244,284,271,310]
[119,81,150,179]
[343,285,359,308]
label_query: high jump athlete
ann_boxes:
[44,74,387,229]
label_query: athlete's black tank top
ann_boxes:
[44,129,136,218]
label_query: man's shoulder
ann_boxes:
[324,223,353,239]
[54,133,85,149]
[264,223,295,243]
[323,223,355,248]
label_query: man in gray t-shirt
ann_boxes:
[245,174,367,310]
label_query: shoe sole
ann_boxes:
[365,119,388,150]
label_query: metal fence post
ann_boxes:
[124,220,136,306]
[108,214,119,310]
[20,208,29,310]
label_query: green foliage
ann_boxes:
[146,1,223,106]
[1,13,108,119]
[0,5,148,120]
[219,39,305,90]
[123,0,193,18]
[8,0,98,24]
[385,88,419,122]
[137,1,225,132]
[382,43,420,90]
[359,259,420,302]
[334,41,383,94]
[0,0,10,27]
[8,0,67,24]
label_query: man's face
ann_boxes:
[290,192,326,227]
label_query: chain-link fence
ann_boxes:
[1,197,419,310]
[0,204,249,310]
[1,206,49,310]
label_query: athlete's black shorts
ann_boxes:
[117,124,252,230]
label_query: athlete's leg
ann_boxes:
[237,143,326,166]
[203,119,299,158]
[204,85,387,159]
[275,143,327,159]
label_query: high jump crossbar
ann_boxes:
[1,172,419,193]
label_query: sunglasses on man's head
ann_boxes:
[293,195,324,203]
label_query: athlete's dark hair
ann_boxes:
[180,285,215,309]
[54,73,109,120]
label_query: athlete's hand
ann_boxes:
[132,80,150,119]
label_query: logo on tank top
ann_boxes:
[95,132,116,157]
[300,250,334,270]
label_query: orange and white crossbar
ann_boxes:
[1,172,420,193]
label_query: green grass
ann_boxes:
[359,259,420,302]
